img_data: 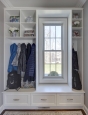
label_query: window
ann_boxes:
[44,25,62,77]
[38,18,67,83]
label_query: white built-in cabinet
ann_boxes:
[3,8,84,109]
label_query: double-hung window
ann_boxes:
[38,18,67,83]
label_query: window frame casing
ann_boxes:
[38,18,68,83]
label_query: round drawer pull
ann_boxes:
[41,99,47,101]
[13,99,20,101]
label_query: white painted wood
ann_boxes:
[3,8,84,110]
[21,10,36,22]
[57,94,84,106]
[31,94,56,106]
[72,9,83,90]
[5,10,20,22]
[3,105,83,110]
[4,94,30,106]
[68,10,72,89]
[38,15,68,83]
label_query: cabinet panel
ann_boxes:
[57,94,84,106]
[5,94,30,105]
[31,94,56,106]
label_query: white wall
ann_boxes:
[83,0,88,108]
[0,1,5,107]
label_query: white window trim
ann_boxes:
[38,18,68,84]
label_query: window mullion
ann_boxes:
[50,26,51,75]
[55,26,56,77]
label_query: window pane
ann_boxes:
[51,26,55,37]
[51,52,55,63]
[56,52,62,76]
[45,26,50,37]
[51,39,55,50]
[44,52,50,63]
[44,52,50,76]
[45,39,50,50]
[56,39,61,50]
[44,64,50,76]
[56,26,61,37]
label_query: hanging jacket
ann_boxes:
[72,48,79,70]
[12,43,21,66]
[8,43,17,73]
[72,48,82,90]
[24,43,36,82]
[26,43,31,64]
[17,43,26,74]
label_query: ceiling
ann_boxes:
[0,0,87,7]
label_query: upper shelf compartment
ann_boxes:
[5,10,20,22]
[72,10,82,19]
[21,10,36,22]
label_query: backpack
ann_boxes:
[6,71,21,90]
[72,69,82,90]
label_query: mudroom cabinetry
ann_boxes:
[3,8,84,109]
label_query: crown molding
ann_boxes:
[75,0,87,7]
[0,0,13,7]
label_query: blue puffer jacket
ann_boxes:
[8,43,17,73]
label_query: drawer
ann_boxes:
[31,94,56,106]
[5,94,29,105]
[57,94,84,105]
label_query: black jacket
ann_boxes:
[17,43,26,74]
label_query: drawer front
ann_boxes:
[57,94,84,105]
[5,94,29,105]
[31,94,56,106]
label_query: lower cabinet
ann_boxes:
[3,93,84,107]
[4,94,30,106]
[31,94,56,106]
[57,94,84,106]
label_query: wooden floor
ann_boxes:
[1,109,86,115]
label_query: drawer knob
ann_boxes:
[13,99,20,101]
[67,99,73,101]
[41,99,47,101]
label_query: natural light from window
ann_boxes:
[44,25,62,78]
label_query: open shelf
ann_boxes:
[72,36,82,39]
[72,27,82,30]
[21,22,36,28]
[72,10,82,19]
[6,36,36,40]
[5,23,20,37]
[21,10,36,22]
[72,18,82,21]
[5,10,20,22]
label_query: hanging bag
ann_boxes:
[6,71,21,90]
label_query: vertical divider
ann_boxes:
[20,9,21,37]
[82,9,83,90]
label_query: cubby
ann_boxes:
[21,10,36,22]
[5,10,20,22]
[72,9,83,88]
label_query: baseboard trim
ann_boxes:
[4,106,83,110]
[0,105,4,114]
[83,105,88,115]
